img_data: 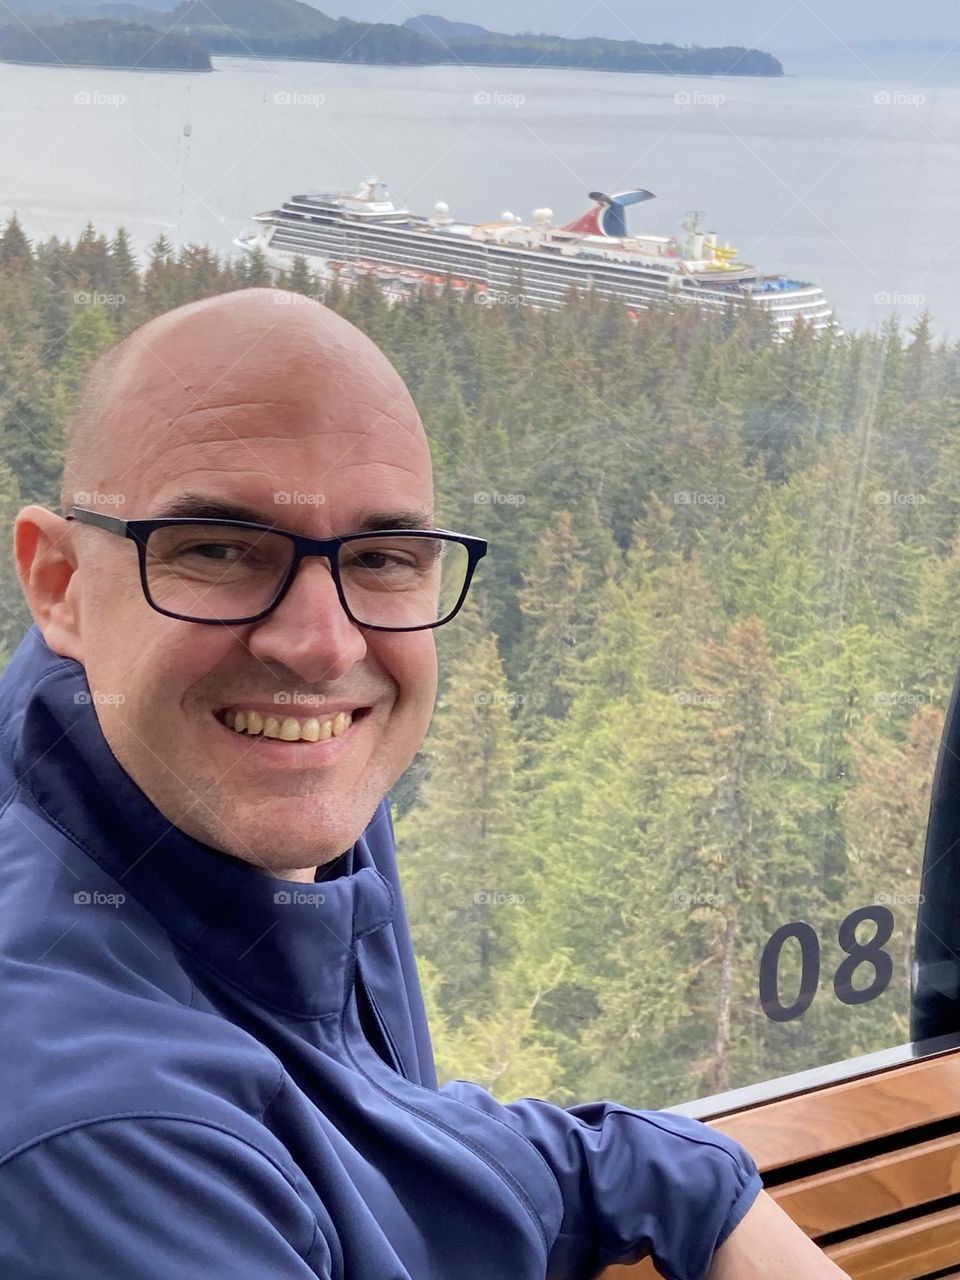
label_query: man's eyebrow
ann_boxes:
[150,494,435,531]
[151,495,265,523]
[353,510,435,533]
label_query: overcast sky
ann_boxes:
[313,1,958,53]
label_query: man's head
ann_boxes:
[15,288,439,881]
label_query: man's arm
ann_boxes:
[442,1080,765,1279]
[707,1191,850,1279]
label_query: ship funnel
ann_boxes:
[563,188,656,238]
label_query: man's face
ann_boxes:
[57,299,438,879]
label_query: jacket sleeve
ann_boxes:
[441,1079,762,1280]
[0,1115,334,1279]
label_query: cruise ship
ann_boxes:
[235,178,835,339]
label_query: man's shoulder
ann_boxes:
[0,788,193,1008]
[0,795,283,1162]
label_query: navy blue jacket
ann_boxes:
[0,627,761,1279]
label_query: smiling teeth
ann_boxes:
[223,709,353,741]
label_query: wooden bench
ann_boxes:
[599,1032,960,1280]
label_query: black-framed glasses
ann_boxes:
[65,507,487,632]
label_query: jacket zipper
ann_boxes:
[354,958,405,1076]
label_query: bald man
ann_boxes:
[0,289,847,1278]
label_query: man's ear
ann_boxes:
[14,506,83,662]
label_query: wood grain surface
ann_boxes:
[595,1050,960,1280]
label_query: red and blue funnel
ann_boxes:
[561,189,656,238]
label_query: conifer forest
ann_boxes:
[0,217,947,1108]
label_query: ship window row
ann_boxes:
[274,219,677,287]
[270,230,740,312]
[268,226,825,327]
[274,219,818,310]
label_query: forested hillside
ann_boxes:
[0,17,209,67]
[0,217,948,1107]
[2,0,783,74]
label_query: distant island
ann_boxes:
[0,0,784,76]
[0,17,210,68]
[398,13,782,76]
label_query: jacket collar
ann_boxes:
[0,627,395,1018]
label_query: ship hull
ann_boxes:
[235,194,835,338]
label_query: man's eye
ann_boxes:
[351,552,414,570]
[162,541,275,570]
[179,543,244,561]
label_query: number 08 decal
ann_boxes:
[758,905,895,1023]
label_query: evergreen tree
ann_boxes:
[677,617,817,1093]
[287,254,321,298]
[176,244,227,301]
[396,597,527,1021]
[840,705,942,1046]
[418,952,571,1100]
[143,233,180,315]
[107,227,143,327]
[71,222,112,293]
[54,304,117,423]
[0,348,61,506]
[0,215,34,274]
[515,510,598,731]
[0,458,28,664]
[236,245,271,288]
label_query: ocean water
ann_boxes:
[2,47,959,336]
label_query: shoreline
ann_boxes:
[0,57,211,72]
[205,50,784,78]
[0,52,783,81]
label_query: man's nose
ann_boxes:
[244,556,368,683]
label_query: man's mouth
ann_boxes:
[215,705,370,743]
